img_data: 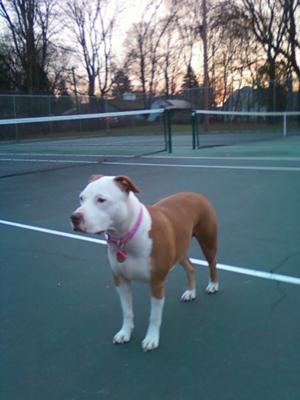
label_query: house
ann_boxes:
[150,98,191,110]
[122,92,137,101]
[223,86,267,113]
[149,98,192,121]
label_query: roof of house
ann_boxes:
[152,98,191,109]
[167,99,191,108]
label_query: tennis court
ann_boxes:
[1,108,299,158]
[1,115,300,400]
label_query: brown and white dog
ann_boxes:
[71,175,219,352]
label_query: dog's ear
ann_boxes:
[114,175,140,193]
[89,174,103,182]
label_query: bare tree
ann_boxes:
[214,0,292,110]
[124,0,176,106]
[210,0,259,107]
[64,0,119,101]
[170,0,202,78]
[243,0,286,87]
[277,0,300,83]
[65,0,100,99]
[158,22,184,96]
[0,0,59,93]
[97,1,117,98]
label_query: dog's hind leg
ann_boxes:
[194,227,219,294]
[203,254,219,293]
[180,257,196,301]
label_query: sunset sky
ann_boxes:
[112,0,169,47]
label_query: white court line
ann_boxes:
[1,152,300,162]
[103,160,300,172]
[2,158,300,171]
[0,219,106,245]
[2,154,300,163]
[0,158,99,164]
[1,218,300,286]
[146,155,300,162]
[0,152,133,158]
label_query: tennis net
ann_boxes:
[0,108,169,157]
[192,110,300,149]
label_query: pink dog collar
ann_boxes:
[106,205,143,262]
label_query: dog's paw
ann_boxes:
[181,288,196,302]
[206,281,219,294]
[113,329,132,344]
[142,331,160,352]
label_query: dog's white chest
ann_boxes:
[107,207,152,282]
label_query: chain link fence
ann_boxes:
[0,83,299,144]
[0,80,299,120]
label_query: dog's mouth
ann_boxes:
[71,220,104,235]
[72,226,104,235]
[72,225,84,233]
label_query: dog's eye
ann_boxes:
[97,197,106,204]
[79,195,84,203]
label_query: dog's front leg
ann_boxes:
[142,281,165,352]
[113,277,134,344]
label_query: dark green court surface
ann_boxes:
[1,143,300,400]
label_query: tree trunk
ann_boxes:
[267,48,276,111]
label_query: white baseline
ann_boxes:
[0,219,299,286]
[0,158,99,164]
[103,161,300,172]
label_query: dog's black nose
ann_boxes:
[71,212,83,230]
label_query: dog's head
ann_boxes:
[71,175,140,234]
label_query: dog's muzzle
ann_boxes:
[71,212,83,231]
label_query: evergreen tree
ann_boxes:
[181,64,199,91]
[111,68,132,96]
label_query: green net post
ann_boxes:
[192,111,196,149]
[165,108,172,153]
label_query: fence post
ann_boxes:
[163,110,168,151]
[13,95,18,141]
[79,98,82,133]
[283,113,287,137]
[166,108,172,153]
[48,95,53,135]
